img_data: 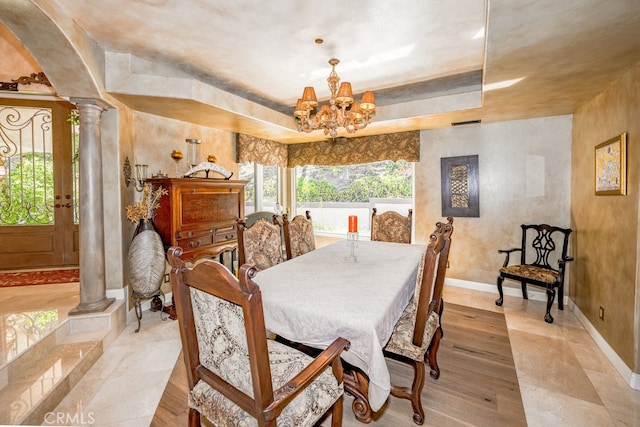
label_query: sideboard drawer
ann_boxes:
[177,234,214,250]
[216,227,237,243]
[175,229,213,239]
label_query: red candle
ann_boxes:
[348,215,358,233]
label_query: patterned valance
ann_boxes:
[236,133,288,167]
[287,131,420,167]
[236,130,420,168]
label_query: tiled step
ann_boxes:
[0,300,126,425]
[0,339,102,425]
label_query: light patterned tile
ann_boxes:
[520,383,614,427]
[509,329,603,405]
[81,362,174,424]
[584,368,640,427]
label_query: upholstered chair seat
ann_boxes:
[499,264,558,284]
[384,298,440,362]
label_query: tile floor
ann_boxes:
[1,283,639,426]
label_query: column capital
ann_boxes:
[70,97,113,110]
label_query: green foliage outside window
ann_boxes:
[0,152,54,225]
[296,160,412,203]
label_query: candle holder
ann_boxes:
[185,138,201,168]
[170,150,183,177]
[346,231,358,262]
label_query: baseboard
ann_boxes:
[568,300,640,391]
[444,277,569,305]
[445,278,639,391]
[106,287,126,300]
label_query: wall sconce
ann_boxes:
[123,156,148,191]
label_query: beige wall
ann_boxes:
[415,116,573,287]
[131,111,238,181]
[571,62,640,372]
[0,24,40,81]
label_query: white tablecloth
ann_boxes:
[254,239,426,411]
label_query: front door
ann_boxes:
[0,98,79,269]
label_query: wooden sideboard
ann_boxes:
[147,178,247,260]
[146,178,246,319]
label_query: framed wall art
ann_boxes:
[595,133,627,196]
[441,155,479,217]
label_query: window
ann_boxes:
[294,160,413,236]
[239,162,280,214]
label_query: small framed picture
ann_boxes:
[595,133,627,195]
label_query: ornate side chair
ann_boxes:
[495,223,573,323]
[282,211,316,259]
[383,217,453,425]
[237,217,283,271]
[370,208,413,243]
[168,247,350,427]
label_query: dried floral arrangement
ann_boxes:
[125,183,168,223]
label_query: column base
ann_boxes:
[69,297,116,315]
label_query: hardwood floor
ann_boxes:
[151,302,525,426]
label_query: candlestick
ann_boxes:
[346,231,358,262]
[348,215,358,233]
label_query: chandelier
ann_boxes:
[294,58,376,139]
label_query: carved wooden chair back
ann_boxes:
[496,223,573,323]
[383,217,453,425]
[282,211,316,259]
[370,208,413,244]
[237,216,283,271]
[167,247,350,427]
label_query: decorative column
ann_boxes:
[69,98,115,315]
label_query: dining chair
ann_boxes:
[282,211,316,259]
[237,216,283,270]
[496,223,573,323]
[370,207,413,243]
[167,247,350,427]
[383,217,453,425]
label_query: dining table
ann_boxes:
[253,238,426,423]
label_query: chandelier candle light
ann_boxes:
[295,58,376,139]
[347,215,358,262]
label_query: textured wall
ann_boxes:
[414,116,573,287]
[132,111,238,180]
[0,23,40,80]
[572,62,640,371]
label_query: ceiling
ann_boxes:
[25,0,640,142]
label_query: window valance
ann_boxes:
[287,131,420,167]
[236,130,420,168]
[236,133,288,167]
